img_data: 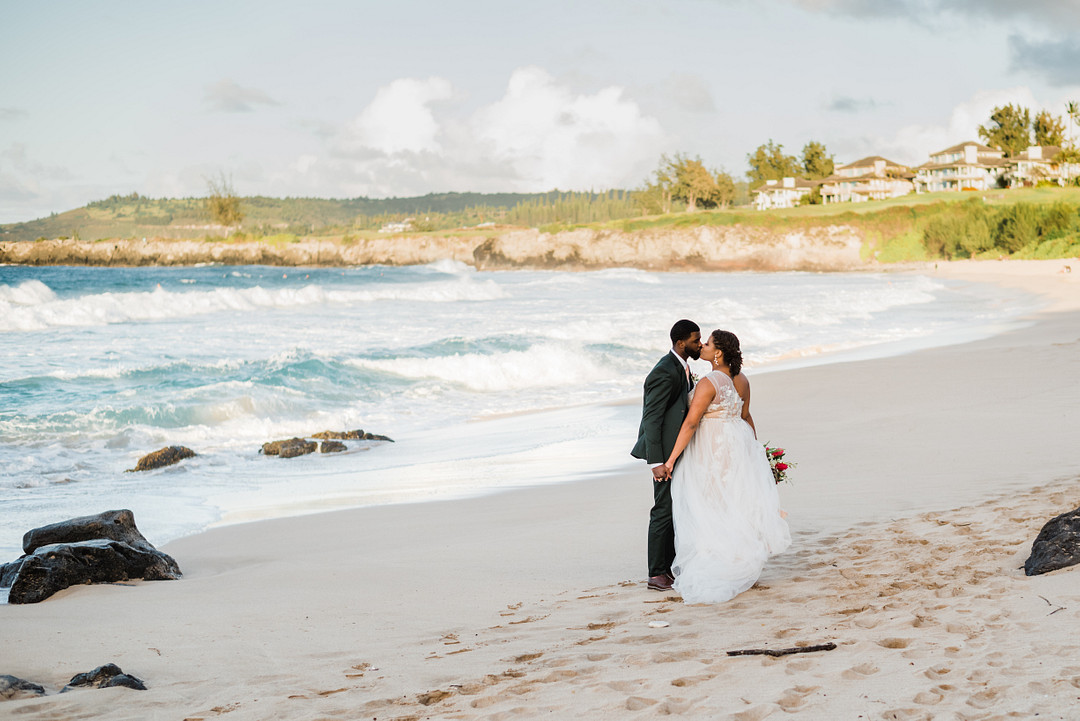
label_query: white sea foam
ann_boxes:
[350,343,612,392]
[0,279,57,306]
[0,279,507,331]
[423,258,474,275]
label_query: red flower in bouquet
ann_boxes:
[763,443,796,484]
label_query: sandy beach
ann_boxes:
[3,258,1080,720]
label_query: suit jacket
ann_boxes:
[631,352,692,466]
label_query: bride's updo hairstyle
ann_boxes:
[711,330,743,376]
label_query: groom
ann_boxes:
[631,319,701,591]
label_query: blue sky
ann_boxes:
[1,0,1079,223]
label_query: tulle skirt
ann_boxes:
[671,417,791,604]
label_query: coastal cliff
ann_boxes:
[0,224,867,271]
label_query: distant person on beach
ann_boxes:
[631,319,701,592]
[661,329,790,603]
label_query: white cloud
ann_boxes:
[470,67,668,189]
[343,77,453,155]
[308,67,669,197]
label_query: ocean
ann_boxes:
[0,262,1040,564]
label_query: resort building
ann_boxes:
[818,156,914,204]
[913,141,1006,193]
[1004,146,1080,187]
[752,177,814,210]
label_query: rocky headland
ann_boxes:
[0,224,867,271]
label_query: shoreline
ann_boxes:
[3,259,1080,719]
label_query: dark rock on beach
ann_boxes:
[262,431,394,458]
[320,440,347,453]
[312,429,394,442]
[0,675,47,700]
[62,664,146,692]
[127,445,196,472]
[2,510,181,604]
[7,540,181,604]
[1025,506,1080,576]
[313,429,364,440]
[261,438,317,458]
[22,509,159,555]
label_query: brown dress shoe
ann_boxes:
[647,574,673,591]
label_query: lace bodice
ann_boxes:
[694,371,743,420]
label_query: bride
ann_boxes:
[662,329,791,604]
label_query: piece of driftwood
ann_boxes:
[727,642,837,657]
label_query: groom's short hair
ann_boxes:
[670,319,700,345]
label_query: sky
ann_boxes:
[1,0,1079,223]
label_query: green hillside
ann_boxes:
[0,190,639,242]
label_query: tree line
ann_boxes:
[978,103,1080,158]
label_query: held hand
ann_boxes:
[652,465,671,482]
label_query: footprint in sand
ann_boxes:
[417,689,452,706]
[652,649,698,663]
[625,696,658,711]
[923,664,952,680]
[840,662,879,680]
[966,686,1007,709]
[775,685,821,712]
[877,637,912,649]
[657,698,692,714]
[471,695,502,709]
[913,687,945,705]
[731,705,777,721]
[537,669,578,683]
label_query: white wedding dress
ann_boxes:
[671,371,791,603]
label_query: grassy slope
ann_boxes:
[601,187,1080,262]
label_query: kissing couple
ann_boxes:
[631,320,791,604]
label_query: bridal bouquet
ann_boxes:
[764,444,795,485]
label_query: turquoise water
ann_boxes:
[0,262,1040,559]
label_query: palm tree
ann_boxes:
[1066,102,1080,184]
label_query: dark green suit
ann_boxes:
[631,351,692,577]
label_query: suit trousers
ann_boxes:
[647,477,675,577]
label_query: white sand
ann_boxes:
[3,258,1080,720]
